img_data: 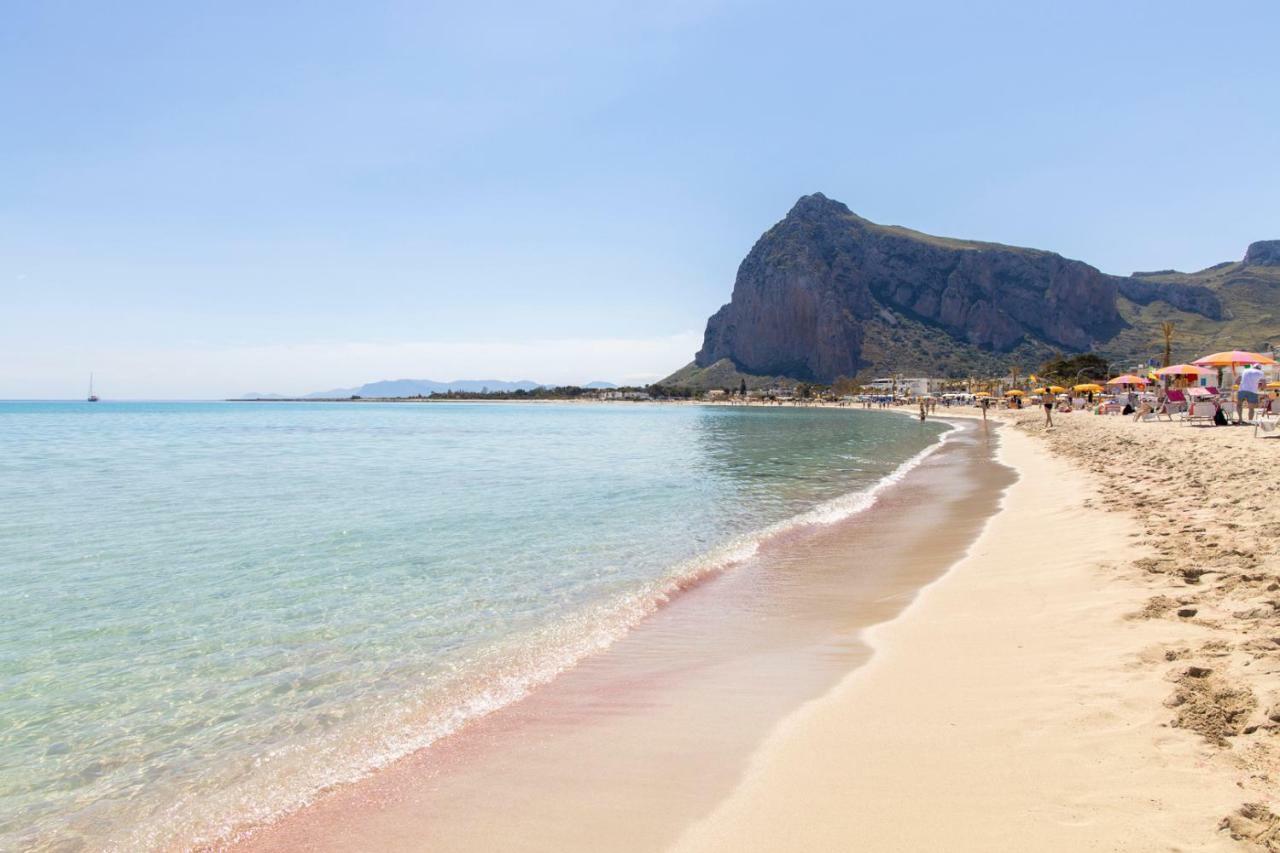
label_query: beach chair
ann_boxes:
[1184,401,1218,427]
[1255,419,1280,439]
[1221,400,1237,421]
[1264,398,1280,419]
[1159,390,1187,420]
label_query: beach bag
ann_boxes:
[1213,408,1228,426]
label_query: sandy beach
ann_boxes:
[674,410,1280,852]
[221,406,1280,852]
[229,416,1012,851]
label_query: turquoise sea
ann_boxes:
[0,401,946,851]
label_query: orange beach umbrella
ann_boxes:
[1153,363,1213,377]
[1106,374,1150,386]
[1192,350,1276,367]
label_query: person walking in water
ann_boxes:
[918,398,927,421]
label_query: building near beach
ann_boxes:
[866,377,935,397]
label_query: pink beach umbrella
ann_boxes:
[1153,363,1214,389]
[1106,374,1150,387]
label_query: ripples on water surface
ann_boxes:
[0,401,945,850]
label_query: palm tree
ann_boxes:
[1160,321,1175,367]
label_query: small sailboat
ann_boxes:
[87,373,99,402]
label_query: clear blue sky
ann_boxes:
[4,1,1277,398]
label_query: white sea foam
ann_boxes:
[136,418,959,852]
[0,402,951,852]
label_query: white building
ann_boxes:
[867,377,933,397]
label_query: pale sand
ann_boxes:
[672,416,1277,852]
[231,419,1012,852]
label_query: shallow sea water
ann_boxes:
[0,401,944,850]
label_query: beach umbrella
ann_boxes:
[1106,374,1150,386]
[974,391,991,397]
[1153,363,1214,377]
[1072,383,1104,393]
[1192,350,1277,367]
[1004,389,1025,396]
[1268,381,1280,390]
[1192,351,1276,390]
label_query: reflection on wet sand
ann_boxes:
[237,418,1014,853]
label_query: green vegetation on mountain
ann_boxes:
[662,195,1280,389]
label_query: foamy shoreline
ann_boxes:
[230,410,1004,851]
[210,405,1279,852]
[672,412,1267,852]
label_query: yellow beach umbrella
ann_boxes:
[1072,383,1104,393]
[1268,382,1280,390]
[974,391,991,397]
[1004,389,1025,396]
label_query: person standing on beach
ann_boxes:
[1042,393,1054,428]
[918,398,927,421]
[980,397,989,421]
[1237,363,1266,423]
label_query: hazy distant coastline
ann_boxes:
[241,378,620,400]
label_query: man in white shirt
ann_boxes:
[1237,363,1266,423]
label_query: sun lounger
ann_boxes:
[1255,419,1280,439]
[1184,401,1218,427]
[1265,399,1280,419]
[1159,390,1187,420]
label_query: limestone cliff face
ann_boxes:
[695,194,1126,382]
[1118,276,1227,320]
[1245,240,1280,267]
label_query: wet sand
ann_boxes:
[672,417,1256,852]
[232,418,1013,851]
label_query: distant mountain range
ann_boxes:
[240,379,619,399]
[303,379,544,398]
[663,193,1280,389]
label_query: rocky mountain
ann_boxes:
[666,194,1277,388]
[1245,240,1280,267]
[299,378,545,398]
